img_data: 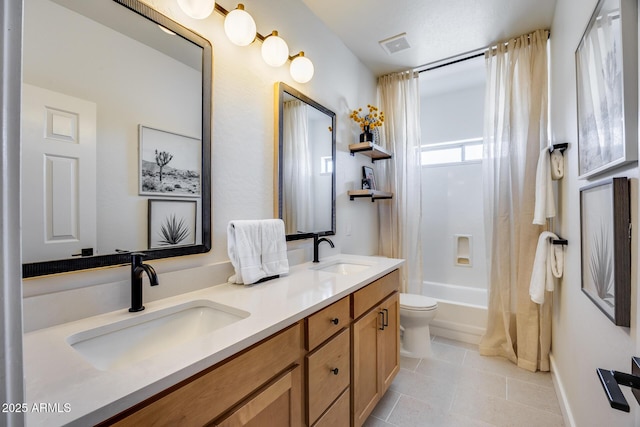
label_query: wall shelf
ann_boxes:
[349,142,393,162]
[348,189,393,202]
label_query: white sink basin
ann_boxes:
[67,300,249,371]
[312,259,374,275]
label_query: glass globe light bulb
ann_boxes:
[177,0,215,19]
[261,31,289,67]
[224,4,256,46]
[290,52,314,83]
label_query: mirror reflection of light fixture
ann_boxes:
[177,0,215,19]
[158,25,177,35]
[290,52,314,84]
[261,31,289,67]
[224,4,256,46]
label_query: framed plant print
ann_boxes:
[139,125,202,196]
[580,177,630,326]
[148,199,197,249]
[575,0,637,179]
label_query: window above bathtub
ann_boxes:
[421,137,483,166]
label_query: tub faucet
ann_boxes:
[129,253,159,312]
[313,234,334,263]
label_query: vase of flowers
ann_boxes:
[350,104,384,143]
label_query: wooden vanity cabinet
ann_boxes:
[102,269,400,427]
[351,270,400,427]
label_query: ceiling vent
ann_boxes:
[379,33,411,55]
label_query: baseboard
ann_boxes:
[430,318,485,345]
[550,353,575,427]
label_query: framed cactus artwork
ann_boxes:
[580,177,630,326]
[148,199,197,249]
[139,125,201,196]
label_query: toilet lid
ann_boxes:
[400,293,438,310]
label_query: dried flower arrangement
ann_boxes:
[349,104,385,132]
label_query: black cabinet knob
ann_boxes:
[331,318,339,325]
[330,368,339,375]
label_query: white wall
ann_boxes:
[420,79,487,291]
[421,84,485,145]
[22,0,379,327]
[550,0,640,425]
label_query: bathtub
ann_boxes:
[422,281,488,345]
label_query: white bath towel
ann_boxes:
[529,231,564,305]
[227,220,267,285]
[550,150,564,180]
[261,219,289,277]
[533,147,556,225]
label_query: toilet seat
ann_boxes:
[400,293,438,311]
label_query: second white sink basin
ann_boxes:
[67,300,249,371]
[312,259,375,275]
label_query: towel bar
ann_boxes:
[597,357,640,412]
[549,143,568,153]
[552,238,568,245]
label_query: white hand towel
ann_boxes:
[550,150,564,180]
[227,220,266,285]
[550,244,564,279]
[261,219,289,277]
[533,147,556,225]
[529,231,560,304]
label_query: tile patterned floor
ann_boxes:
[365,336,565,427]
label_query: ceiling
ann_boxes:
[300,0,558,76]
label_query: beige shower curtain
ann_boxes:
[376,71,423,294]
[480,29,551,372]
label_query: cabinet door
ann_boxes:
[379,293,400,393]
[313,388,350,427]
[352,307,381,427]
[214,365,302,427]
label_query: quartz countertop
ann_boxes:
[23,254,404,426]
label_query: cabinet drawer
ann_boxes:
[306,296,350,350]
[352,269,399,319]
[312,388,350,427]
[307,328,350,425]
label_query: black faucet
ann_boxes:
[313,234,334,263]
[129,253,159,312]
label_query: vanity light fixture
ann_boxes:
[207,2,315,82]
[177,0,215,19]
[289,51,314,83]
[261,31,289,67]
[224,4,256,46]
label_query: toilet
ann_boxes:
[399,293,438,358]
